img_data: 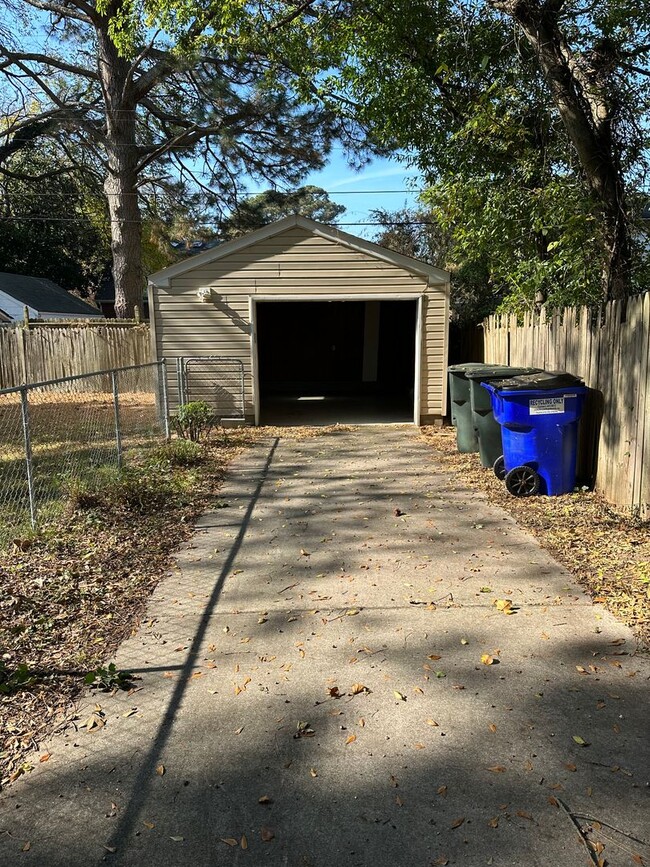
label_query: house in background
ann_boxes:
[0,273,102,321]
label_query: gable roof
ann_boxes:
[148,215,450,289]
[0,273,102,316]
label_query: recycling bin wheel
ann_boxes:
[505,465,541,497]
[493,455,506,480]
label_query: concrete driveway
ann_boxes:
[1,427,648,867]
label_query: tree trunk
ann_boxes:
[96,12,143,319]
[492,0,631,301]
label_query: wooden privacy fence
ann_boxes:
[0,321,152,389]
[483,294,650,516]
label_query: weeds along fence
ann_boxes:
[0,362,169,544]
[483,294,650,516]
[0,321,152,389]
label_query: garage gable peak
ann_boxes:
[148,214,450,289]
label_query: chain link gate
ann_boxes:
[177,357,245,422]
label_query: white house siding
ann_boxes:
[151,227,449,422]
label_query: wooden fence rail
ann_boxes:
[483,294,650,516]
[0,322,152,390]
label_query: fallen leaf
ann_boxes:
[414,743,425,750]
[548,797,559,808]
[241,835,248,850]
[426,719,439,727]
[460,638,469,645]
[300,549,310,557]
[433,857,449,866]
[220,838,238,847]
[310,768,318,777]
[487,766,507,773]
[394,691,407,702]
[413,687,424,695]
[261,827,275,842]
[143,821,155,829]
[156,763,165,776]
[564,762,577,772]
[516,810,533,821]
[481,654,495,665]
[346,609,360,616]
[572,735,589,747]
[350,683,369,695]
[427,654,442,661]
[169,836,184,842]
[345,734,357,745]
[632,855,645,865]
[358,717,365,727]
[329,686,341,697]
[235,726,244,735]
[258,795,272,805]
[103,846,117,854]
[437,785,447,797]
[450,817,465,829]
[39,753,51,763]
[22,842,31,852]
[487,817,499,828]
[488,724,497,733]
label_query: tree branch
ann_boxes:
[18,0,94,24]
[0,47,98,80]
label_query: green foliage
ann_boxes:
[219,186,346,238]
[172,402,214,442]
[84,663,133,691]
[65,460,192,516]
[0,661,35,695]
[0,147,111,297]
[150,439,204,467]
[256,0,649,310]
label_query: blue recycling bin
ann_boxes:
[482,371,588,497]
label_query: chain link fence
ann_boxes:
[0,362,169,544]
[177,357,245,421]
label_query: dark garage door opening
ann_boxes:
[256,299,417,425]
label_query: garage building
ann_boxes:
[148,216,450,426]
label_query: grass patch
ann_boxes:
[421,425,650,648]
[0,427,257,788]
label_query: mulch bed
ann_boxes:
[420,425,650,649]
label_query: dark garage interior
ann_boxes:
[257,299,417,425]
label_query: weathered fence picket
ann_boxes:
[0,322,152,389]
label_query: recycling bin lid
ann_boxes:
[490,370,584,391]
[465,365,540,381]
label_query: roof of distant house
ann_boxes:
[0,273,101,316]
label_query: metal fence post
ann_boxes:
[159,360,170,440]
[176,357,185,405]
[19,386,36,528]
[111,371,123,469]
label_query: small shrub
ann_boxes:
[84,663,133,691]
[0,661,36,694]
[171,401,214,442]
[65,462,190,516]
[150,439,204,467]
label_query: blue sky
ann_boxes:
[249,151,424,240]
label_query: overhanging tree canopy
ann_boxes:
[0,0,345,316]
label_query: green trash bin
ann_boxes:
[447,363,494,451]
[466,365,541,470]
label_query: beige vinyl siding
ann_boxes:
[153,226,449,420]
